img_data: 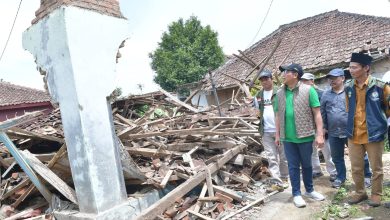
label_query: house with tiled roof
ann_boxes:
[194,10,390,107]
[0,81,53,121]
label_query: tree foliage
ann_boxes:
[150,16,225,92]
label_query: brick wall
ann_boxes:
[33,0,124,24]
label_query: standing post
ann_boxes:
[209,70,223,116]
[22,1,134,219]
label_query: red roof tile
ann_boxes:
[207,10,390,89]
[0,81,51,107]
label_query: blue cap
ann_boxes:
[279,63,304,77]
[259,69,272,79]
[327,68,344,77]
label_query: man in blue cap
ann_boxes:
[274,63,325,208]
[320,68,348,188]
[255,70,289,187]
[345,53,390,206]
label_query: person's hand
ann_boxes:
[275,134,280,147]
[315,134,324,149]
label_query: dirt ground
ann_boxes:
[232,152,390,220]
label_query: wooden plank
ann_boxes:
[197,197,223,202]
[212,185,243,202]
[219,170,250,185]
[239,118,256,130]
[238,50,257,66]
[208,117,258,121]
[244,55,268,79]
[0,111,44,131]
[249,38,282,88]
[133,144,247,220]
[1,178,29,200]
[127,127,210,139]
[115,113,138,127]
[194,183,208,213]
[174,89,200,115]
[159,88,199,113]
[175,172,190,180]
[221,191,278,220]
[233,53,256,68]
[126,147,182,157]
[205,168,214,197]
[187,210,215,220]
[167,142,206,152]
[5,201,47,220]
[4,153,56,165]
[207,141,237,150]
[12,183,35,208]
[21,150,78,204]
[7,127,64,143]
[160,170,173,188]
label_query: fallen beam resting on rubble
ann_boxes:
[20,150,78,204]
[174,89,200,116]
[159,88,199,113]
[0,132,52,203]
[134,144,246,220]
[8,127,64,143]
[221,191,279,220]
[0,111,44,131]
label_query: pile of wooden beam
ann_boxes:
[0,88,281,220]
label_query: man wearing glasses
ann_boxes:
[274,63,325,208]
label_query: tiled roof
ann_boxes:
[0,81,51,107]
[207,10,390,89]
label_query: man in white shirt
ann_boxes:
[256,70,288,185]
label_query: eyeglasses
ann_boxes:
[281,70,295,75]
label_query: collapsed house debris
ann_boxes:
[0,88,284,220]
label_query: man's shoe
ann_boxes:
[293,196,306,208]
[331,179,345,188]
[304,191,325,201]
[384,202,390,208]
[368,195,381,207]
[364,177,372,188]
[347,194,368,205]
[313,172,324,179]
[329,174,337,182]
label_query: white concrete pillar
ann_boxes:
[23,6,133,219]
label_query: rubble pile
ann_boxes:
[0,89,281,220]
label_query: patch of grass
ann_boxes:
[333,187,348,203]
[318,186,364,219]
[382,185,390,201]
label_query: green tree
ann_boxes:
[150,16,225,91]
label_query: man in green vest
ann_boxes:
[274,63,325,208]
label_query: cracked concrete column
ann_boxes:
[22,1,133,219]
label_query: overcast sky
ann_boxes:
[0,0,389,95]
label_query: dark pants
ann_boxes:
[283,141,314,196]
[329,136,347,182]
[364,154,372,178]
[329,137,371,179]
